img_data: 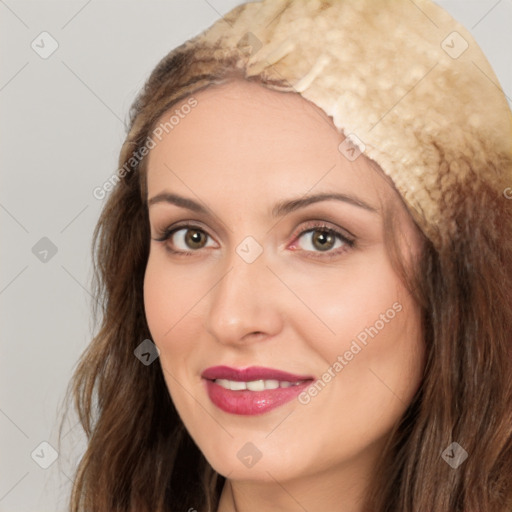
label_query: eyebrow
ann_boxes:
[147,191,378,217]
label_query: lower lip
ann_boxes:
[204,379,312,415]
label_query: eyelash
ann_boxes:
[152,220,356,259]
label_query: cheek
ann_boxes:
[143,252,212,380]
[295,251,424,414]
[291,252,414,359]
[143,253,199,340]
[143,255,201,409]
[143,256,172,341]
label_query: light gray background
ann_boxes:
[1,1,511,510]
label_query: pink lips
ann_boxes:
[201,365,314,415]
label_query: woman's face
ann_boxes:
[143,79,425,493]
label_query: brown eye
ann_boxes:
[296,228,347,253]
[310,230,337,251]
[289,221,356,260]
[182,228,208,250]
[156,225,216,254]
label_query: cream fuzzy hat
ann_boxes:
[136,0,512,247]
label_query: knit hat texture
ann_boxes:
[146,0,512,246]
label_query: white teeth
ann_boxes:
[246,379,265,391]
[214,379,305,391]
[216,379,231,389]
[265,379,280,389]
[229,380,247,391]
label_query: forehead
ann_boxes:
[145,79,392,206]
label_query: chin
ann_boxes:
[201,439,313,483]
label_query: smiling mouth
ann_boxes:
[201,364,314,382]
[201,365,315,415]
[210,378,310,391]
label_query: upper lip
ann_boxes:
[201,365,314,382]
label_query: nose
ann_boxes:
[204,249,284,347]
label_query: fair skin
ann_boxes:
[143,79,425,512]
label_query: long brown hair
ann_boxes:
[59,37,512,512]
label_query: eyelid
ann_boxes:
[287,220,355,259]
[152,220,214,243]
[289,219,355,245]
